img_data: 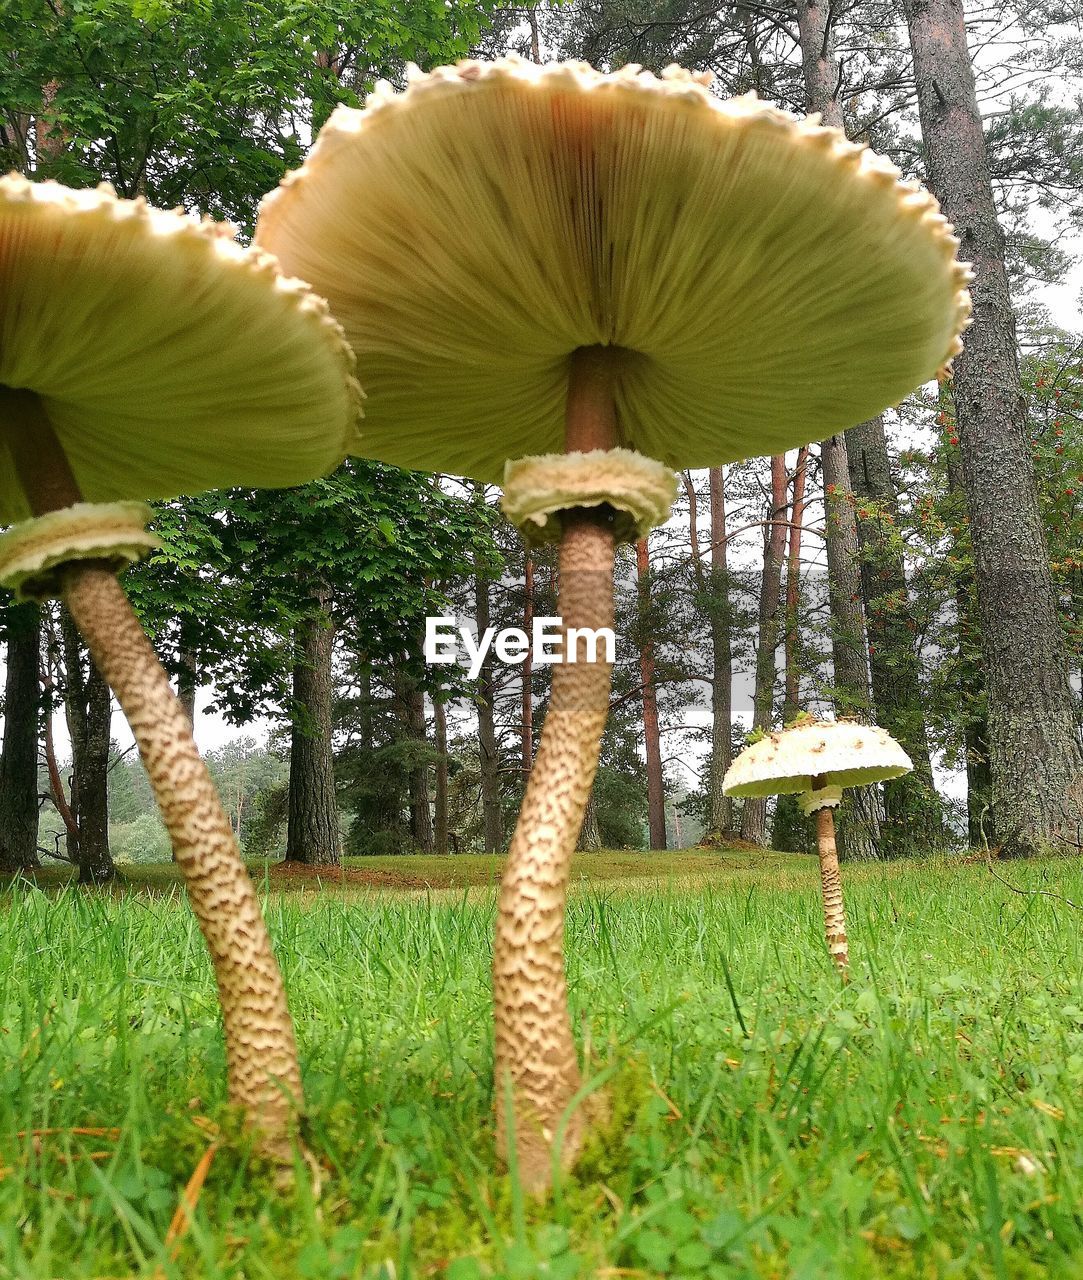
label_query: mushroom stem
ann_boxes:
[0,389,305,1146]
[813,793,850,978]
[492,346,619,1192]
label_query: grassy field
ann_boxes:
[2,849,1083,1278]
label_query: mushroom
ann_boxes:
[0,175,362,1150]
[254,56,970,1188]
[723,719,913,976]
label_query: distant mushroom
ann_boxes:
[255,56,969,1188]
[723,719,913,976]
[0,175,362,1150]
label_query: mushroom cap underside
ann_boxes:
[0,175,363,524]
[723,719,914,797]
[257,56,971,482]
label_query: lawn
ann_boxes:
[2,849,1082,1278]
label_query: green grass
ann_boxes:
[2,850,1083,1278]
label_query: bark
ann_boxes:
[286,582,340,866]
[0,602,41,872]
[741,456,788,845]
[847,415,944,852]
[783,448,808,723]
[796,0,883,862]
[433,694,449,854]
[176,617,198,729]
[61,609,114,883]
[407,683,434,852]
[708,467,734,834]
[945,444,993,846]
[905,0,1083,855]
[579,783,601,850]
[635,536,667,850]
[475,562,505,853]
[820,436,880,860]
[685,469,734,836]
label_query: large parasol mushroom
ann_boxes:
[0,175,362,1150]
[723,718,913,976]
[255,55,971,1189]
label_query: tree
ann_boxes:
[847,416,944,852]
[904,0,1083,855]
[0,601,41,873]
[741,455,787,846]
[636,535,667,850]
[286,581,340,865]
[59,610,114,883]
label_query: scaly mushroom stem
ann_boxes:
[1,388,304,1146]
[492,347,619,1192]
[812,778,849,978]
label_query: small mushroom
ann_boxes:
[724,719,913,976]
[255,56,968,1188]
[0,175,362,1150]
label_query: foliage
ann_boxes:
[1,0,500,229]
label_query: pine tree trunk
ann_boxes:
[741,456,788,845]
[708,467,733,835]
[847,415,944,852]
[286,582,341,866]
[636,536,667,850]
[783,448,808,724]
[176,618,198,729]
[475,565,505,853]
[0,602,41,872]
[904,0,1083,855]
[796,0,886,862]
[579,783,601,850]
[944,445,993,846]
[820,436,880,860]
[61,611,114,883]
[406,685,434,852]
[433,694,449,854]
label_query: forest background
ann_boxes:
[2,0,1082,881]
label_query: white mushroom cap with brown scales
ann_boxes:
[723,718,914,800]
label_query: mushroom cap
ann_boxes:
[256,57,971,483]
[0,175,363,524]
[723,719,913,797]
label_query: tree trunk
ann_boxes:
[61,610,114,883]
[286,582,340,866]
[407,684,434,852]
[847,414,944,852]
[475,563,505,853]
[904,0,1083,855]
[708,467,733,835]
[820,436,880,860]
[796,0,885,862]
[944,443,993,847]
[741,456,788,846]
[0,602,41,872]
[579,783,601,850]
[176,617,198,729]
[783,447,808,723]
[636,536,667,851]
[433,694,449,854]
